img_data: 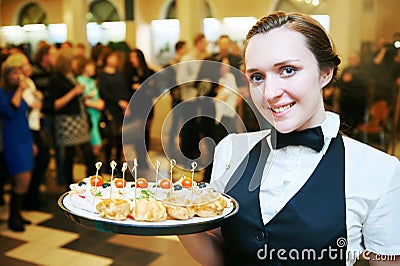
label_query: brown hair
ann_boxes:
[34,44,51,66]
[245,11,341,87]
[53,47,75,75]
[193,33,206,46]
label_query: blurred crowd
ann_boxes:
[325,33,400,138]
[1,31,399,231]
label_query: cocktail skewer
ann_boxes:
[190,161,197,203]
[155,160,161,198]
[133,158,138,206]
[110,160,117,199]
[169,159,176,196]
[122,162,128,199]
[93,161,102,205]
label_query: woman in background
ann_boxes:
[8,52,50,211]
[125,48,156,152]
[97,50,130,171]
[0,54,34,231]
[48,47,95,188]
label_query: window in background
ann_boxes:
[86,0,125,46]
[18,2,47,26]
[87,0,121,23]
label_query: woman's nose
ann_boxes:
[263,75,283,100]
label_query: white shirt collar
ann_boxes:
[320,111,340,154]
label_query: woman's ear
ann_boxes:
[320,68,334,88]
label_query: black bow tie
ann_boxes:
[271,126,324,152]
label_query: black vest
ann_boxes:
[221,135,346,265]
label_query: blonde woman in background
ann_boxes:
[0,54,34,231]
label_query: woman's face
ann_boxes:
[21,62,32,77]
[106,53,119,68]
[8,67,23,86]
[245,28,332,133]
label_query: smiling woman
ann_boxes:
[178,11,400,266]
[245,28,332,133]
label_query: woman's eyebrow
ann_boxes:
[245,68,258,74]
[273,59,300,67]
[246,59,301,74]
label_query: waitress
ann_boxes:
[178,11,400,265]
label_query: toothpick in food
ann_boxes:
[133,158,138,205]
[190,161,197,203]
[169,159,176,196]
[93,161,102,205]
[122,162,128,198]
[109,160,117,199]
[155,160,161,197]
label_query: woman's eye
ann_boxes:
[281,66,296,77]
[249,73,264,84]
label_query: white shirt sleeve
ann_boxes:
[362,158,400,255]
[344,137,400,258]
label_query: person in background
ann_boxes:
[372,34,398,107]
[31,44,60,185]
[169,40,188,66]
[0,54,34,232]
[209,35,257,134]
[336,51,369,135]
[97,50,130,171]
[75,43,86,59]
[166,40,188,158]
[209,35,246,90]
[76,58,105,157]
[176,33,209,101]
[8,52,50,210]
[179,11,400,265]
[125,48,156,152]
[48,47,96,188]
[213,57,241,142]
[175,34,209,161]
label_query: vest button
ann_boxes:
[256,231,265,241]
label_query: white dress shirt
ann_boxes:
[211,112,400,265]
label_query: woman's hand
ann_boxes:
[34,90,44,101]
[178,228,225,266]
[85,98,105,111]
[54,84,85,111]
[73,84,85,97]
[17,75,29,91]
